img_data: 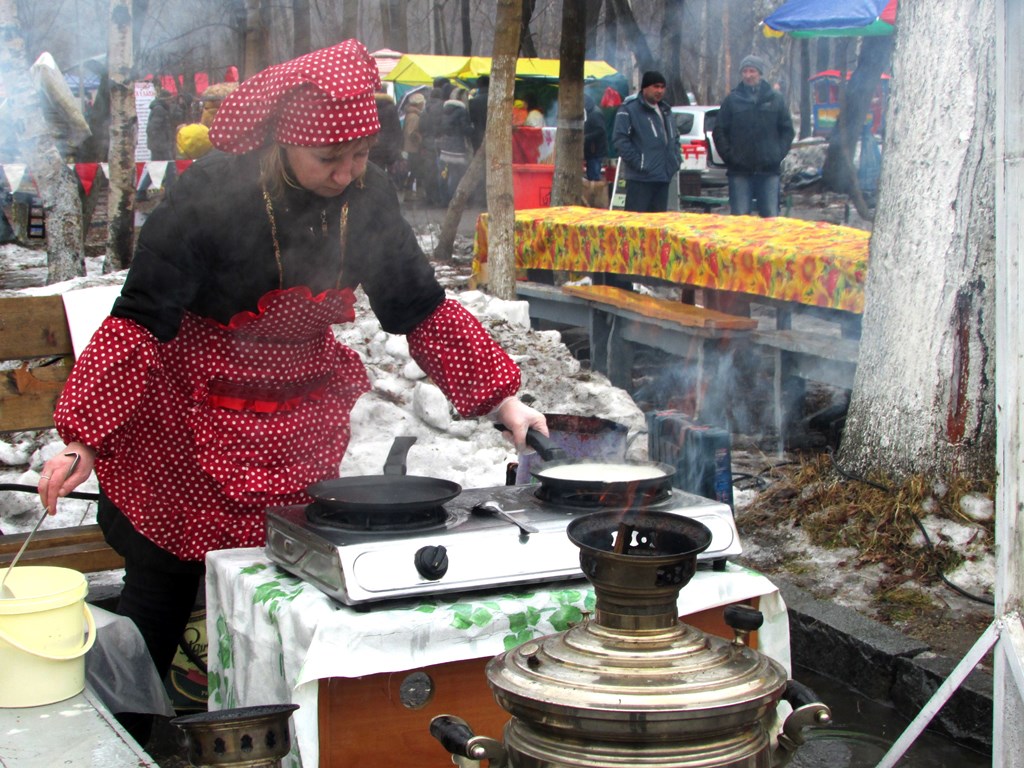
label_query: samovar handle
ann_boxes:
[773,680,833,766]
[430,714,509,767]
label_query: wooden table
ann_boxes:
[474,206,870,440]
[206,549,790,768]
[473,206,869,316]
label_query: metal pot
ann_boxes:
[523,428,676,498]
[172,703,299,767]
[430,509,831,767]
[513,414,629,485]
[306,436,461,514]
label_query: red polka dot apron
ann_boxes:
[95,287,370,560]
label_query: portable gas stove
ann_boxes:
[265,482,741,606]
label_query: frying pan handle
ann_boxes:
[493,425,568,461]
[383,436,418,476]
[523,427,568,461]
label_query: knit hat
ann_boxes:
[740,55,766,75]
[641,71,667,90]
[200,82,239,103]
[209,39,381,154]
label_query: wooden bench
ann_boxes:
[679,195,729,213]
[516,282,756,418]
[514,280,861,442]
[0,294,122,573]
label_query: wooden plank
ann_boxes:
[0,358,71,431]
[561,284,758,330]
[0,295,73,360]
[514,281,591,327]
[0,524,123,573]
[751,328,860,364]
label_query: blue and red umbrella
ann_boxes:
[764,0,897,37]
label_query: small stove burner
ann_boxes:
[305,502,451,533]
[533,484,672,509]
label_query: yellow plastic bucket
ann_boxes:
[0,566,97,708]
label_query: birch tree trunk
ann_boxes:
[551,0,585,207]
[104,0,136,272]
[485,0,523,300]
[0,0,85,283]
[838,0,997,482]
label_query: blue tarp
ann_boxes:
[764,0,894,36]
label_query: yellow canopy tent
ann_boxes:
[382,55,475,87]
[383,54,621,92]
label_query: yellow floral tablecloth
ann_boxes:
[473,206,870,313]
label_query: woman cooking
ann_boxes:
[35,40,547,684]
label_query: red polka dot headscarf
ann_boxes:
[209,39,382,154]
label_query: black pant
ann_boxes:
[98,495,204,680]
[624,179,671,213]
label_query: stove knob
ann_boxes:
[414,544,449,580]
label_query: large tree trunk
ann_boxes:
[838,0,996,482]
[105,0,136,272]
[486,0,523,300]
[551,0,585,207]
[0,0,85,283]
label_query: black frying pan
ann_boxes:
[521,427,676,496]
[307,436,462,513]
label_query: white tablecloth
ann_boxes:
[206,548,790,768]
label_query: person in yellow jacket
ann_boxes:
[176,82,239,159]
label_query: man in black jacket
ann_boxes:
[612,71,681,212]
[713,55,795,217]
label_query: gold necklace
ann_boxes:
[262,186,348,290]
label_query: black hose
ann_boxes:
[825,447,994,606]
[0,483,100,501]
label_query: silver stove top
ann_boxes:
[265,483,741,606]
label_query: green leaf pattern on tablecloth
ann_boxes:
[425,586,596,648]
[207,613,237,709]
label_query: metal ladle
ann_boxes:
[472,501,539,536]
[0,452,80,599]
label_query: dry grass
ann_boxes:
[743,453,995,586]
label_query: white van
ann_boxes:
[671,106,727,188]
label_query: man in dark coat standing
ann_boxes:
[712,55,795,217]
[612,71,681,213]
[468,75,489,152]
